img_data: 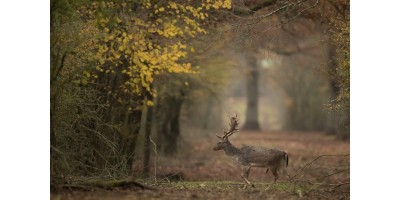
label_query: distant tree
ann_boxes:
[225,0,349,135]
[226,0,324,131]
[242,52,261,130]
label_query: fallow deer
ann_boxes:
[213,114,289,189]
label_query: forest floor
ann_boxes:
[51,131,350,200]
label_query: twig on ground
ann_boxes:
[329,182,350,191]
[51,179,156,192]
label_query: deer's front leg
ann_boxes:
[241,166,255,189]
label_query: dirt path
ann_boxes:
[51,131,350,199]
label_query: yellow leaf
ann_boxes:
[146,100,154,107]
[114,52,121,59]
[116,17,122,23]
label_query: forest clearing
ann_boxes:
[49,0,350,199]
[51,131,349,199]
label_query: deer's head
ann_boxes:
[213,137,229,151]
[213,114,239,151]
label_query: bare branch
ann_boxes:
[313,168,349,180]
[261,0,320,34]
[149,136,176,184]
[149,136,159,184]
[254,0,308,24]
[290,153,349,180]
[232,0,278,16]
[268,43,319,56]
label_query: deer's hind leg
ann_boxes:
[265,167,279,189]
[271,168,279,183]
[241,165,255,189]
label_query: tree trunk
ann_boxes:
[50,106,56,150]
[328,43,340,96]
[127,109,142,176]
[50,106,57,180]
[202,96,222,129]
[326,42,348,138]
[155,95,184,155]
[243,56,261,130]
[202,97,214,129]
[164,97,183,155]
[156,102,168,153]
[142,94,153,177]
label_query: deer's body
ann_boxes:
[213,115,288,188]
[240,146,288,168]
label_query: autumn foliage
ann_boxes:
[51,0,232,182]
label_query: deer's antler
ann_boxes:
[216,113,239,139]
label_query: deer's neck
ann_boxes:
[223,139,241,158]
